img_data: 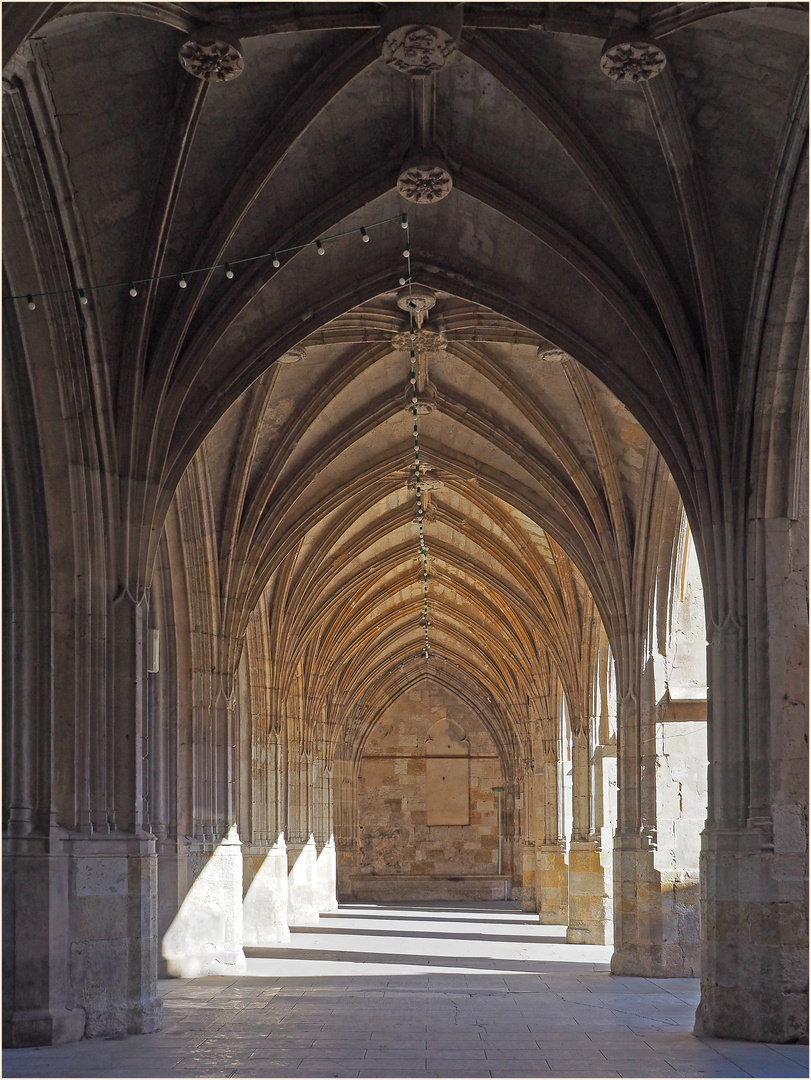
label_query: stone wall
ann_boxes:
[355,682,504,898]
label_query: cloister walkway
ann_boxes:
[4,903,808,1079]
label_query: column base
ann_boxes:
[3,1007,87,1048]
[315,837,338,913]
[287,836,319,925]
[521,843,536,912]
[694,832,808,1042]
[4,833,163,1045]
[162,827,247,978]
[567,841,613,944]
[536,843,568,923]
[611,836,698,977]
[243,834,290,945]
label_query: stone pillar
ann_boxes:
[312,755,338,913]
[3,833,86,1047]
[567,842,612,944]
[67,834,162,1036]
[243,834,290,945]
[611,685,673,973]
[695,563,808,1039]
[242,712,290,944]
[287,835,319,925]
[535,732,568,923]
[536,845,568,923]
[521,841,536,912]
[518,764,536,911]
[334,756,359,901]
[567,727,611,943]
[161,826,246,977]
[286,740,319,923]
[71,592,162,1034]
[315,837,338,913]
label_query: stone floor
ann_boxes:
[4,903,808,1079]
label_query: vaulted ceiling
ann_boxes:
[4,2,807,751]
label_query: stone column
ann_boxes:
[334,756,360,901]
[242,721,290,945]
[73,592,162,1036]
[520,765,536,911]
[166,669,247,976]
[611,681,668,973]
[534,728,568,924]
[2,422,89,1044]
[567,726,611,944]
[287,744,319,925]
[313,757,338,913]
[613,663,702,975]
[695,562,808,1040]
[315,837,338,913]
[287,835,319,926]
[3,828,86,1046]
[162,825,246,977]
[243,833,290,945]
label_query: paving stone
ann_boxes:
[5,907,808,1079]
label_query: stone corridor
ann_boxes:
[4,904,807,1080]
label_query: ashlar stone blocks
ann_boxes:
[242,834,291,946]
[161,827,246,978]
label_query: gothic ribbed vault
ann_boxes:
[2,0,807,1052]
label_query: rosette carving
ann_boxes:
[600,35,666,83]
[179,31,245,82]
[381,24,457,76]
[397,162,453,204]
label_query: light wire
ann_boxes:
[5,213,404,304]
[403,214,430,660]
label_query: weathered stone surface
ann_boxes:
[287,837,320,926]
[243,836,291,945]
[356,681,504,899]
[161,829,247,978]
[567,843,613,944]
[314,837,338,913]
[536,845,569,925]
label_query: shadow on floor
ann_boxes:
[244,945,609,974]
[323,911,541,927]
[291,925,571,945]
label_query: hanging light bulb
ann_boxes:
[225,264,234,279]
[403,248,410,258]
[26,295,36,310]
[78,288,88,305]
[128,283,138,297]
[401,213,409,229]
[399,277,407,286]
[360,227,369,243]
[315,239,325,255]
[272,253,281,268]
[178,275,188,288]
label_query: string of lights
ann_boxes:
[9,202,430,655]
[4,212,407,309]
[399,214,431,661]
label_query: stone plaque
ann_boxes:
[426,757,469,825]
